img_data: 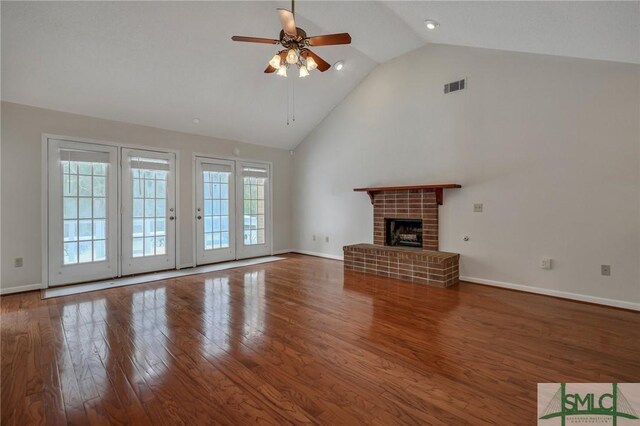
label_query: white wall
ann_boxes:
[293,44,640,306]
[1,102,293,291]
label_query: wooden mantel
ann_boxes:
[354,184,461,205]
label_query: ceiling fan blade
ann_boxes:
[306,33,351,46]
[264,65,276,73]
[231,36,278,44]
[277,8,297,37]
[302,49,331,72]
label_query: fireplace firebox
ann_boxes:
[385,218,423,248]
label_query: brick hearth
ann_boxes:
[343,244,459,287]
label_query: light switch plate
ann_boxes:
[601,265,611,276]
[473,203,483,212]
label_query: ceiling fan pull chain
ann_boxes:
[292,78,296,122]
[286,76,290,126]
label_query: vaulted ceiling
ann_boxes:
[2,1,638,149]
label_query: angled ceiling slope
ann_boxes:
[2,1,638,150]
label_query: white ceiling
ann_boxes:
[2,1,639,149]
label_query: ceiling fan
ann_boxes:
[231,0,351,78]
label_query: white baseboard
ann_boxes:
[273,249,294,255]
[460,276,640,311]
[293,250,344,261]
[0,283,43,295]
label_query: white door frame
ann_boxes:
[41,134,180,288]
[191,153,273,266]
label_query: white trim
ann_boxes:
[42,133,181,156]
[179,263,194,269]
[192,152,273,167]
[460,276,640,312]
[293,250,344,261]
[191,155,197,267]
[1,283,43,295]
[174,151,181,270]
[41,136,49,289]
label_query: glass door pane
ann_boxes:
[48,140,118,286]
[121,149,176,275]
[195,157,235,265]
[242,175,267,246]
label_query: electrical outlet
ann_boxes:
[325,236,329,243]
[601,265,611,276]
[540,258,552,270]
[14,257,23,268]
[473,203,483,213]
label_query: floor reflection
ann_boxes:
[342,272,461,377]
[241,270,266,345]
[201,276,231,353]
[61,298,110,398]
[131,287,169,369]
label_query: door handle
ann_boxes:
[197,215,202,220]
[169,216,175,221]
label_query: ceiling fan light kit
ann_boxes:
[276,66,287,77]
[231,0,351,78]
[305,56,317,71]
[269,54,282,69]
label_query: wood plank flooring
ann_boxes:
[2,254,639,425]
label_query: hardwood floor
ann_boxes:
[2,254,639,425]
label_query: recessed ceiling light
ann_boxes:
[192,118,200,124]
[334,61,344,71]
[424,20,439,30]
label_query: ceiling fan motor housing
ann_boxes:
[279,28,308,48]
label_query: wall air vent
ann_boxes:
[444,78,466,94]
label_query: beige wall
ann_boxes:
[293,44,640,307]
[1,102,293,291]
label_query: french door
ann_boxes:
[195,158,236,265]
[121,149,176,275]
[195,157,271,264]
[236,161,271,259]
[48,140,119,286]
[47,139,177,286]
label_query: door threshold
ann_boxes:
[43,256,285,299]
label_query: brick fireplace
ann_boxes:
[344,184,461,287]
[374,189,439,250]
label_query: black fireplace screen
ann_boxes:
[385,218,423,248]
